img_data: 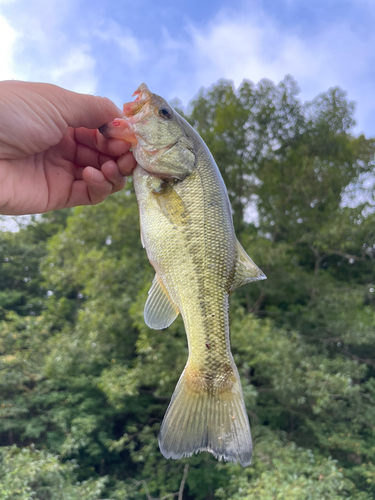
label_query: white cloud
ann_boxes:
[89,7,375,137]
[188,12,331,90]
[179,7,375,135]
[1,1,374,135]
[0,14,18,80]
[0,0,98,94]
[48,46,98,95]
[93,22,145,65]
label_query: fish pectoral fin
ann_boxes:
[231,239,266,293]
[144,275,179,330]
[155,184,190,226]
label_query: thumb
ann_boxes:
[55,88,123,130]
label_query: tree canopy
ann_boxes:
[1,76,375,499]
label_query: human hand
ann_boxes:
[0,80,136,215]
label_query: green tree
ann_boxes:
[0,445,107,500]
[1,77,375,499]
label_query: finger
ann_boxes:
[64,179,109,208]
[101,160,127,193]
[82,167,114,205]
[73,155,135,184]
[73,165,85,180]
[74,127,131,156]
[65,167,117,208]
[74,143,114,170]
[117,151,137,176]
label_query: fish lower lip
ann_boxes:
[98,124,110,138]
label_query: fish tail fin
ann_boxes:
[158,362,252,467]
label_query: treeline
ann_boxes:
[1,76,375,499]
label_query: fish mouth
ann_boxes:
[98,84,152,142]
[122,83,152,120]
[98,83,166,144]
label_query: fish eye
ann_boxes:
[158,106,173,120]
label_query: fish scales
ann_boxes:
[99,84,266,467]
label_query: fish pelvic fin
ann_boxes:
[159,362,252,467]
[230,239,266,293]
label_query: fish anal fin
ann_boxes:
[231,239,266,293]
[159,363,252,467]
[144,275,179,330]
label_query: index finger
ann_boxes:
[74,128,131,157]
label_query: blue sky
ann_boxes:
[1,0,375,136]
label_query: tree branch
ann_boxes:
[178,464,189,500]
[139,464,189,500]
[327,249,364,262]
[249,291,266,314]
[142,480,153,500]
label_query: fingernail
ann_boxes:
[91,168,105,183]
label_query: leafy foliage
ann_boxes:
[0,445,107,500]
[1,76,375,499]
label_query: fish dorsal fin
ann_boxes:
[144,275,179,330]
[231,239,266,293]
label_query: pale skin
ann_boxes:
[0,80,136,215]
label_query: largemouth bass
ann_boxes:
[99,84,266,467]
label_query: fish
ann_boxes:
[99,84,266,467]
